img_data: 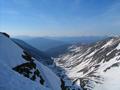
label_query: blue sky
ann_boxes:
[0,0,120,36]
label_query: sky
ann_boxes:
[0,0,120,36]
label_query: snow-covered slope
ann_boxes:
[54,37,120,90]
[0,33,62,90]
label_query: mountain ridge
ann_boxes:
[53,36,120,90]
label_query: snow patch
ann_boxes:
[116,43,120,50]
[93,67,120,90]
[102,39,113,48]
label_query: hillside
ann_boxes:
[0,33,62,90]
[54,37,120,90]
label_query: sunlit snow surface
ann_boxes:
[93,67,120,90]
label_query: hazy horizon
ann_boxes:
[0,0,120,36]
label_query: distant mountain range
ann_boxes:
[47,36,107,44]
[15,36,107,57]
[17,37,67,51]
